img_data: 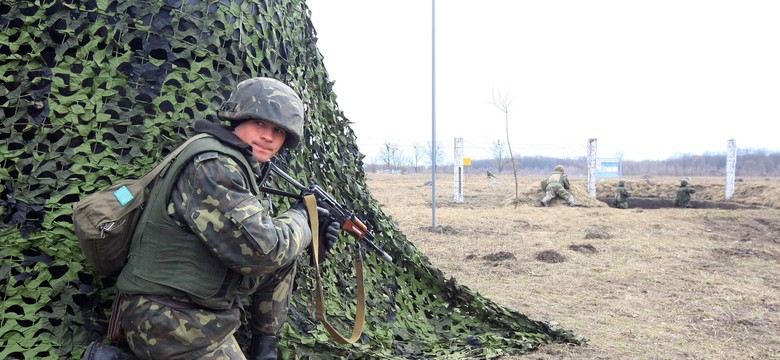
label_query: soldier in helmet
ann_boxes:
[612,180,631,209]
[539,165,581,207]
[107,77,341,360]
[673,179,696,208]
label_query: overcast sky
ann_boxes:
[306,0,780,162]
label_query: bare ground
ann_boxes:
[366,172,780,359]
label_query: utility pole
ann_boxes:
[431,0,437,227]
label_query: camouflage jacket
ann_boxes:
[545,171,570,190]
[674,186,696,207]
[613,186,630,204]
[117,121,311,309]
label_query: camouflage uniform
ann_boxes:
[674,180,696,208]
[540,165,577,206]
[612,181,631,209]
[115,77,311,360]
[116,124,311,359]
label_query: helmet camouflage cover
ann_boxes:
[554,165,565,172]
[218,77,304,149]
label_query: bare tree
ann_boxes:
[491,139,508,173]
[425,140,446,167]
[396,153,411,171]
[412,143,425,172]
[492,88,519,199]
[378,142,401,170]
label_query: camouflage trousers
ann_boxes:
[541,183,575,204]
[120,261,298,360]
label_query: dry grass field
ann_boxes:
[365,171,780,359]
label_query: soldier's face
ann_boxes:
[233,120,287,162]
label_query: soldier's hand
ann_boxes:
[290,200,309,216]
[317,207,340,253]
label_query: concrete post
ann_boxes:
[454,137,464,203]
[587,138,597,197]
[726,139,737,200]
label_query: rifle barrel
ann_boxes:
[360,235,393,262]
[268,163,393,262]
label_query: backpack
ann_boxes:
[540,173,561,191]
[73,134,209,276]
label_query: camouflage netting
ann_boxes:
[0,1,582,358]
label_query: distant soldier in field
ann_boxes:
[612,180,631,209]
[486,170,499,185]
[540,165,581,207]
[673,179,696,208]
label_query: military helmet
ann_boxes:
[618,180,625,187]
[218,77,304,149]
[554,165,565,172]
[680,180,688,187]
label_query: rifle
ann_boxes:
[259,163,392,262]
[259,162,391,344]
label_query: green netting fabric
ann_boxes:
[0,1,583,358]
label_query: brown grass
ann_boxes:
[366,171,780,359]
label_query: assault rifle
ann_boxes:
[259,163,393,262]
[259,162,390,344]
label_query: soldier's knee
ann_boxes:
[82,341,138,360]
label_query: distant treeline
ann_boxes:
[462,149,780,178]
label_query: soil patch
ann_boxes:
[569,244,598,254]
[423,225,459,234]
[483,251,517,262]
[535,250,566,263]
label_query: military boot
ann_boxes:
[568,201,582,207]
[82,341,137,360]
[249,335,280,360]
[540,199,548,207]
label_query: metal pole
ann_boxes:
[431,0,437,228]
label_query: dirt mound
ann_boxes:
[535,250,566,263]
[483,251,517,262]
[596,177,780,209]
[424,225,459,234]
[504,181,607,208]
[503,177,780,209]
[569,244,598,254]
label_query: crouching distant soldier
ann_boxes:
[673,179,696,208]
[612,180,631,209]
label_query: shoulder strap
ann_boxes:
[146,133,260,217]
[303,194,366,344]
[138,133,211,186]
[130,133,257,246]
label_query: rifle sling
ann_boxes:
[303,194,366,344]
